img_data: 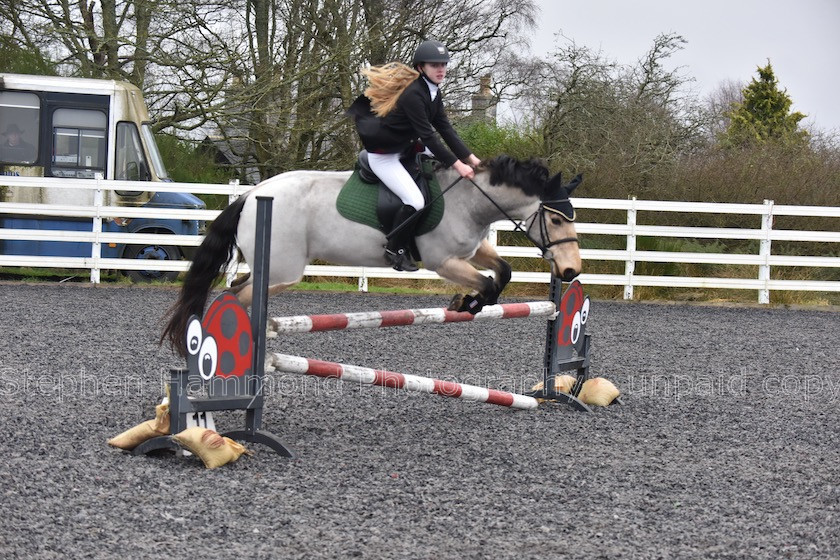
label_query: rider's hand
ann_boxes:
[466,154,482,168]
[453,159,475,180]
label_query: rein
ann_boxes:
[386,171,579,260]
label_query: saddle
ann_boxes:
[336,151,445,241]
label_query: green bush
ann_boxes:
[456,121,542,161]
[155,134,235,209]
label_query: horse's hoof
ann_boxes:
[447,294,466,311]
[448,293,484,314]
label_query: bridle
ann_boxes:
[532,201,579,256]
[466,177,579,261]
[385,171,579,261]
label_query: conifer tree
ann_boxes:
[721,62,808,147]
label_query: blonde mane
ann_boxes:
[362,62,420,117]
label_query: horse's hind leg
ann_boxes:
[469,239,512,305]
[230,281,298,308]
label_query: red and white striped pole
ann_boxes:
[269,353,539,410]
[269,301,556,335]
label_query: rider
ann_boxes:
[347,40,482,272]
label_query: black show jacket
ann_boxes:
[347,77,471,167]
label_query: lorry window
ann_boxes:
[0,92,40,165]
[115,121,150,194]
[51,108,107,178]
[141,123,170,180]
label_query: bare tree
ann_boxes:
[188,0,539,179]
[526,33,707,198]
[703,79,744,142]
[2,0,537,180]
[0,0,154,83]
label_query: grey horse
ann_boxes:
[163,155,582,355]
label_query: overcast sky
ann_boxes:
[529,0,840,132]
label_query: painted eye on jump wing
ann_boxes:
[570,311,582,345]
[186,319,203,356]
[198,336,218,380]
[580,298,590,325]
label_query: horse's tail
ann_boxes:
[160,195,248,356]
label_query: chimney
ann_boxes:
[470,74,497,123]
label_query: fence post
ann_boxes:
[358,270,369,292]
[487,223,498,248]
[759,199,774,304]
[487,223,501,289]
[227,178,241,206]
[624,197,637,300]
[90,174,104,284]
[225,179,242,287]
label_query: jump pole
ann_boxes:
[269,353,540,410]
[266,279,593,411]
[268,301,557,335]
[246,212,592,414]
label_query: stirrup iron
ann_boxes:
[385,248,419,272]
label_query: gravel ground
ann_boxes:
[0,282,838,559]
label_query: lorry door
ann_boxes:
[42,92,110,205]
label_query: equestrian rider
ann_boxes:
[347,40,482,271]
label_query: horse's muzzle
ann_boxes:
[545,252,581,282]
[559,267,580,282]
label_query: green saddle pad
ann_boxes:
[336,161,444,236]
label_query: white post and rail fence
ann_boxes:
[1,175,838,304]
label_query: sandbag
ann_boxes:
[152,403,170,433]
[530,374,576,394]
[108,403,170,450]
[578,377,620,407]
[172,427,249,469]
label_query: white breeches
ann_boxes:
[367,152,425,211]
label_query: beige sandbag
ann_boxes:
[530,374,576,394]
[152,403,170,433]
[172,427,249,469]
[578,377,620,407]
[108,403,170,450]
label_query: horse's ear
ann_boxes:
[545,172,564,199]
[564,173,583,195]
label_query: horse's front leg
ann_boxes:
[469,239,512,306]
[435,257,498,314]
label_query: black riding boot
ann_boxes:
[385,205,420,272]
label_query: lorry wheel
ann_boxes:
[124,244,182,283]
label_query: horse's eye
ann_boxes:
[550,216,563,225]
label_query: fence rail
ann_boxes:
[1,175,838,303]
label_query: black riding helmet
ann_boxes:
[412,40,450,67]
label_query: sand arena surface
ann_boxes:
[1,283,838,559]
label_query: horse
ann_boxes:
[162,154,582,356]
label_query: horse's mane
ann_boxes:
[482,155,551,197]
